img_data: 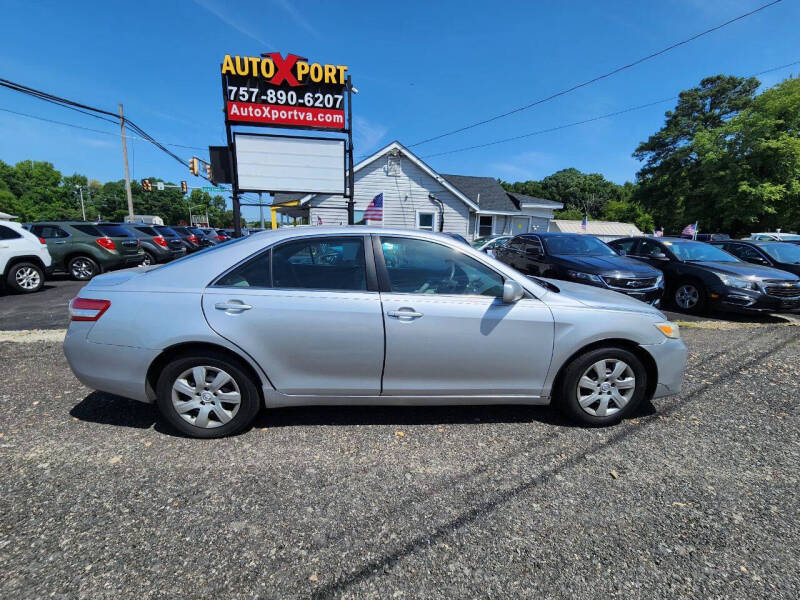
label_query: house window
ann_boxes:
[478,215,493,237]
[417,211,435,231]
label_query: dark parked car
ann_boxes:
[680,233,730,242]
[609,237,800,314]
[169,226,203,252]
[710,240,800,277]
[113,223,186,265]
[197,228,228,246]
[494,233,664,306]
[153,225,188,254]
[440,232,469,245]
[29,221,143,280]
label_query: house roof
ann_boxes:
[549,219,643,237]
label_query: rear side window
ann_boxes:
[272,237,367,291]
[0,225,22,239]
[31,225,69,238]
[155,226,178,236]
[97,224,132,237]
[215,251,271,288]
[134,226,158,236]
[72,224,104,236]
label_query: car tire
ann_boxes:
[673,279,706,314]
[68,256,99,281]
[141,251,156,266]
[557,347,647,426]
[156,352,261,438]
[6,262,45,293]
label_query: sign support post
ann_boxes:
[346,75,355,225]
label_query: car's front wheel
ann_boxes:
[156,352,261,438]
[673,280,706,314]
[558,347,647,426]
[6,262,44,293]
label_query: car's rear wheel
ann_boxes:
[140,251,155,266]
[558,347,647,426]
[156,353,261,438]
[673,280,706,314]
[68,256,98,280]
[6,262,44,293]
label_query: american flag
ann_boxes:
[317,215,323,226]
[580,215,588,232]
[654,227,664,237]
[364,193,383,221]
[681,222,698,237]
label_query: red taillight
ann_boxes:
[39,237,47,245]
[153,235,168,248]
[95,237,116,251]
[69,298,111,322]
[187,234,198,244]
[215,235,226,241]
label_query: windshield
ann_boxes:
[665,240,740,262]
[760,242,800,264]
[543,236,616,256]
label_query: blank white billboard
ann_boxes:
[234,133,345,195]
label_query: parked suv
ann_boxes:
[29,221,142,280]
[115,223,186,265]
[609,237,800,314]
[166,226,203,253]
[494,232,664,306]
[0,220,52,293]
[711,240,800,277]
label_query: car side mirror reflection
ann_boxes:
[502,280,524,304]
[652,252,668,260]
[617,248,627,256]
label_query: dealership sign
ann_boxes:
[221,53,348,130]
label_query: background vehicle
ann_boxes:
[215,229,232,242]
[682,233,730,242]
[64,227,686,438]
[169,226,203,252]
[609,237,800,314]
[29,221,142,280]
[0,220,52,293]
[153,225,188,253]
[748,232,800,242]
[117,222,186,265]
[439,232,469,245]
[494,232,664,305]
[472,235,512,256]
[711,240,800,277]
[198,227,228,246]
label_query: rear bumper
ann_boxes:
[63,325,158,403]
[641,337,687,399]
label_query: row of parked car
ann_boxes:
[471,232,800,315]
[0,219,236,294]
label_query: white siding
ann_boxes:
[309,154,471,237]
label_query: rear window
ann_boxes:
[155,226,178,237]
[134,226,158,236]
[71,224,104,237]
[0,224,22,240]
[97,224,132,237]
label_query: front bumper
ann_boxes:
[710,287,800,314]
[641,337,687,399]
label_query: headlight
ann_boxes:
[654,322,680,339]
[713,272,759,291]
[567,270,603,284]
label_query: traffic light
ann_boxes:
[141,178,152,192]
[205,164,213,181]
[180,181,188,194]
[189,157,199,176]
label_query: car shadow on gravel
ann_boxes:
[69,392,657,436]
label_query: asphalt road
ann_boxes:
[0,276,84,330]
[1,323,798,598]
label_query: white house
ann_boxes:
[273,141,562,240]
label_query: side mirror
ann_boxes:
[502,280,524,304]
[652,252,668,260]
[617,248,627,256]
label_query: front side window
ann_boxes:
[610,238,637,254]
[0,225,22,240]
[759,242,800,264]
[417,212,435,231]
[30,225,69,239]
[380,236,504,297]
[637,239,668,258]
[478,215,493,237]
[665,240,739,262]
[272,236,366,291]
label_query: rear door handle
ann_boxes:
[215,301,253,312]
[55,241,67,244]
[387,309,423,319]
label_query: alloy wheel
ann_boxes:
[141,253,152,266]
[71,258,94,279]
[576,359,636,417]
[675,284,700,310]
[15,266,41,290]
[171,366,241,429]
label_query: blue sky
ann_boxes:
[0,0,797,220]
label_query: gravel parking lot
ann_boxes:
[1,318,798,598]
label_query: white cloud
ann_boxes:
[272,0,317,35]
[489,151,556,181]
[192,0,273,48]
[353,116,388,155]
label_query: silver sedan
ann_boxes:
[63,227,686,438]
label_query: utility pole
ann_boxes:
[75,185,86,221]
[119,104,134,220]
[258,192,265,229]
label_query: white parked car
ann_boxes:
[748,232,800,241]
[0,220,52,293]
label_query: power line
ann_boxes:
[419,59,800,160]
[408,0,784,147]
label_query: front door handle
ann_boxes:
[387,308,423,320]
[55,241,67,244]
[215,301,253,312]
